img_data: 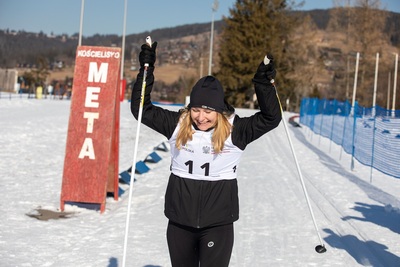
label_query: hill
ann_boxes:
[1,9,399,105]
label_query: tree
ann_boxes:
[352,1,388,106]
[329,0,389,107]
[32,56,50,85]
[215,0,301,108]
[284,14,324,110]
[22,56,50,95]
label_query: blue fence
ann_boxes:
[300,98,400,179]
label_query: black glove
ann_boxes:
[253,54,276,84]
[139,41,158,68]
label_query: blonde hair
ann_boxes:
[176,109,232,153]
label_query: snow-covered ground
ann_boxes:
[1,98,399,267]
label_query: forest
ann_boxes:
[1,2,400,111]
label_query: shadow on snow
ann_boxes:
[323,228,400,266]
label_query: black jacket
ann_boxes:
[131,67,281,229]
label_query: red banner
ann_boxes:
[61,46,121,213]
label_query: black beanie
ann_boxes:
[188,76,225,113]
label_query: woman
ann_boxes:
[131,41,281,267]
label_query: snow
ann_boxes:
[1,98,399,267]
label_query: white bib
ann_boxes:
[168,117,243,181]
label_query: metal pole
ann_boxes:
[120,0,128,81]
[392,53,398,117]
[387,72,391,111]
[200,57,204,78]
[346,56,350,100]
[351,52,360,116]
[78,0,85,46]
[372,53,379,117]
[208,0,218,75]
[208,12,214,75]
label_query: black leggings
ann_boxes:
[166,221,234,267]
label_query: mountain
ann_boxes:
[1,9,399,105]
[1,9,399,68]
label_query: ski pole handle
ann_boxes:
[263,55,275,84]
[140,36,152,106]
[144,36,152,69]
[263,55,271,65]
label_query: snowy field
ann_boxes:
[0,98,399,267]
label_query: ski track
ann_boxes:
[1,100,400,266]
[231,111,400,267]
[288,124,400,267]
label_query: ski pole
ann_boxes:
[266,56,327,254]
[122,36,152,267]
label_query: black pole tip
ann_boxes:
[315,245,327,253]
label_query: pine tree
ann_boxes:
[215,0,299,107]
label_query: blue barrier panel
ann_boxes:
[144,151,162,163]
[135,161,150,174]
[119,171,133,185]
[154,142,169,152]
[300,97,400,179]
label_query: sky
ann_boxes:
[1,0,400,36]
[0,97,399,266]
